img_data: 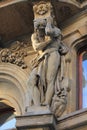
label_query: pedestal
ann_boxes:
[16,106,56,130]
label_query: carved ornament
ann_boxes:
[0,41,30,69]
[33,1,53,19]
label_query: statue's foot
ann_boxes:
[41,101,49,106]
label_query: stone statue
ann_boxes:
[27,1,71,117]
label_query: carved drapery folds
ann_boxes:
[0,41,29,69]
[27,1,71,118]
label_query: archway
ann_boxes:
[0,63,29,115]
[71,35,87,110]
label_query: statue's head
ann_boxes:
[33,1,56,36]
[33,18,47,38]
[34,18,47,30]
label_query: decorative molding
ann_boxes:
[33,1,53,19]
[0,41,32,69]
[16,113,56,130]
[0,63,29,114]
[16,108,87,130]
[56,108,87,130]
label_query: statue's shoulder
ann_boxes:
[53,27,61,37]
[31,32,37,37]
[31,32,38,41]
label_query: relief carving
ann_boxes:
[33,1,53,19]
[0,41,29,69]
[27,1,71,117]
[34,3,48,15]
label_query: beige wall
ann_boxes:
[0,3,87,130]
[62,11,87,114]
[0,9,87,117]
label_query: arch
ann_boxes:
[0,95,22,115]
[70,35,87,109]
[57,0,80,8]
[0,63,29,115]
[71,35,87,52]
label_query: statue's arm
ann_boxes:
[31,34,51,51]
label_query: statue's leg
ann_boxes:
[33,85,40,106]
[43,51,60,105]
[28,68,40,106]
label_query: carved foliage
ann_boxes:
[0,41,29,69]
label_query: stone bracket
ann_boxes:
[16,113,57,130]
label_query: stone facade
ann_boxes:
[0,0,87,130]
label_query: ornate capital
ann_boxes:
[33,1,53,19]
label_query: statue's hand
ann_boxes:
[45,36,52,44]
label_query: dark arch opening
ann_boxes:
[0,101,16,129]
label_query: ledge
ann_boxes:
[16,113,56,130]
[16,108,87,130]
[56,108,87,130]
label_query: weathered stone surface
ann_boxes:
[25,106,51,116]
[0,0,87,130]
[16,109,87,130]
[56,109,87,130]
[0,0,33,44]
[16,112,56,130]
[27,1,71,118]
